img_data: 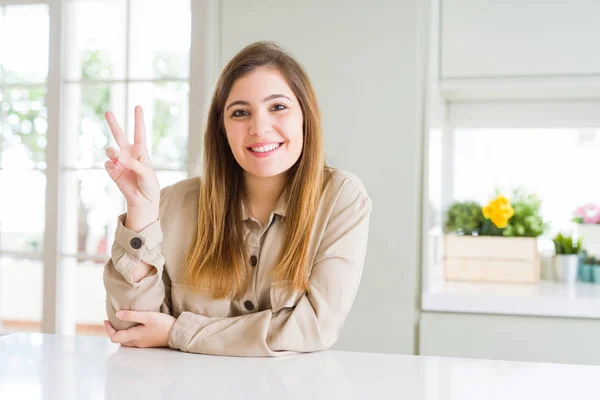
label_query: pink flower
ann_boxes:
[574,203,600,224]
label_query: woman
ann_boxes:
[103,41,372,357]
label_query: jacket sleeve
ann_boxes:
[103,186,175,331]
[167,179,372,357]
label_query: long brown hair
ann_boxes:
[183,41,328,298]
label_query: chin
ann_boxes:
[250,170,286,179]
[245,166,290,179]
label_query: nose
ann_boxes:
[249,109,271,136]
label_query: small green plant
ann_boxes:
[553,233,583,255]
[502,188,547,238]
[444,201,483,235]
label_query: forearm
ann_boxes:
[124,204,159,232]
[167,310,299,357]
[104,259,166,330]
[104,213,167,330]
[124,205,160,282]
[168,286,343,357]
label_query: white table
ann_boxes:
[1,333,599,399]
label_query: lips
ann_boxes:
[247,141,284,158]
[247,142,284,153]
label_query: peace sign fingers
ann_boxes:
[105,111,129,151]
[133,105,147,149]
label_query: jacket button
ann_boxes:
[244,300,255,311]
[250,255,258,267]
[130,237,143,249]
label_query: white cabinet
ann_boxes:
[441,0,600,79]
[419,312,600,365]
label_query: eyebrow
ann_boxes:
[225,94,292,111]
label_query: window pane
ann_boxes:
[0,256,43,333]
[127,82,189,169]
[0,4,49,84]
[64,0,127,81]
[61,170,123,257]
[71,258,108,334]
[63,83,126,168]
[453,128,600,235]
[1,87,47,169]
[157,170,188,189]
[0,170,45,253]
[129,0,190,79]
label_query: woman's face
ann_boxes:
[223,67,304,180]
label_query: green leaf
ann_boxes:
[444,201,484,235]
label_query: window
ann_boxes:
[423,100,600,285]
[62,0,191,334]
[0,0,196,335]
[453,128,600,236]
[0,2,49,333]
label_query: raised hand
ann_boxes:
[105,106,160,231]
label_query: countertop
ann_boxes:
[422,280,600,318]
[1,333,600,399]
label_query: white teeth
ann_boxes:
[250,143,281,153]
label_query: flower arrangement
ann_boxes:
[444,188,547,284]
[572,203,600,224]
[444,188,547,238]
[482,195,514,228]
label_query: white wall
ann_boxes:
[219,0,426,354]
[438,0,600,101]
[440,0,600,78]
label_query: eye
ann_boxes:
[270,104,287,112]
[231,109,249,118]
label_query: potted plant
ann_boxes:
[444,188,548,284]
[552,233,583,285]
[573,203,600,258]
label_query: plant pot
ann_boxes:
[553,254,579,285]
[592,266,600,284]
[580,264,594,283]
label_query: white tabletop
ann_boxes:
[1,333,600,400]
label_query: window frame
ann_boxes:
[422,98,600,293]
[0,0,222,334]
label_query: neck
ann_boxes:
[243,172,287,221]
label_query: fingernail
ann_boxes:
[116,311,124,318]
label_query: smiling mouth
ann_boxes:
[248,142,284,153]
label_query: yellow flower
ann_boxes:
[482,195,514,229]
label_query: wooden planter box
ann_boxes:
[444,235,540,283]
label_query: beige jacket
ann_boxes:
[104,168,372,357]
